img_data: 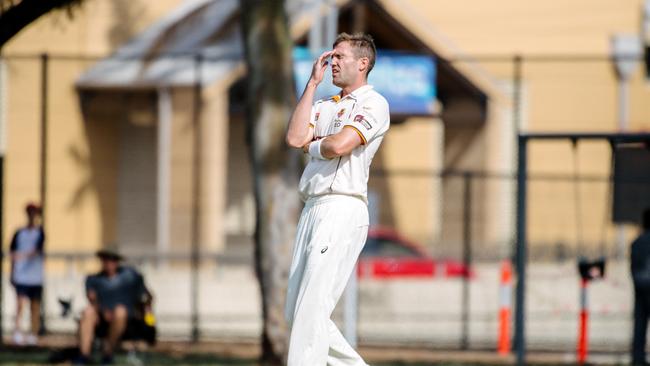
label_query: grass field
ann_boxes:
[0,342,627,365]
[0,347,240,365]
[0,348,254,365]
[0,348,476,366]
[0,350,630,366]
[0,349,542,366]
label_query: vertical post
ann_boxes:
[190,53,203,342]
[324,0,338,47]
[157,88,172,266]
[460,172,472,349]
[0,55,6,344]
[611,35,640,259]
[40,53,48,226]
[497,260,513,355]
[617,78,630,131]
[577,278,589,364]
[309,0,324,56]
[512,53,523,358]
[513,55,523,134]
[615,78,629,258]
[514,135,527,366]
[0,152,4,344]
[343,267,358,348]
[39,52,48,335]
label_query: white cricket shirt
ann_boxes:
[298,84,390,204]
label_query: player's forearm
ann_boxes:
[286,81,318,148]
[320,135,356,158]
[308,127,361,159]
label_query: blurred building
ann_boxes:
[2,0,650,259]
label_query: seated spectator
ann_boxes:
[74,247,153,365]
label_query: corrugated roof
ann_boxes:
[77,0,318,89]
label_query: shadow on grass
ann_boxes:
[0,349,463,366]
[0,346,257,365]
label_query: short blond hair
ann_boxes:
[333,32,377,76]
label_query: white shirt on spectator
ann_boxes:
[10,227,44,286]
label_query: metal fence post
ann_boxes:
[513,54,522,134]
[460,171,472,350]
[512,53,526,365]
[39,52,49,335]
[40,53,48,224]
[0,151,4,343]
[514,135,527,366]
[0,54,5,344]
[190,53,203,342]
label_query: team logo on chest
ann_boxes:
[334,108,346,127]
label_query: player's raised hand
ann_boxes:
[309,50,333,86]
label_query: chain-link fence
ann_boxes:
[0,52,648,355]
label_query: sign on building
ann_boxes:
[293,47,437,115]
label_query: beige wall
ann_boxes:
[224,113,256,245]
[396,0,650,254]
[402,0,642,55]
[199,82,231,253]
[166,86,230,253]
[4,0,650,256]
[2,0,185,250]
[4,0,184,55]
[4,58,43,245]
[371,117,444,248]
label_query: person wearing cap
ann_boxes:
[9,202,45,346]
[75,247,152,365]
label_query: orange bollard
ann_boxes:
[498,260,512,355]
[577,278,589,364]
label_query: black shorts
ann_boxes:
[95,316,157,345]
[14,284,42,300]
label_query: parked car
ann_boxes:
[357,227,473,279]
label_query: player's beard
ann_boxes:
[332,66,352,89]
[332,69,349,88]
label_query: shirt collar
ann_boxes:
[331,84,373,103]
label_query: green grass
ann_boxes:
[0,348,622,366]
[0,348,257,365]
[0,349,478,366]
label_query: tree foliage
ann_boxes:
[0,0,85,50]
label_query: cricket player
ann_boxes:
[284,32,389,366]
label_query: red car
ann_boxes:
[357,227,473,279]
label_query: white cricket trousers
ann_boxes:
[285,194,369,366]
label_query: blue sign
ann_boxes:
[293,47,437,115]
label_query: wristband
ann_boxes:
[308,139,326,160]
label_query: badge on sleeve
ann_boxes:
[354,114,373,130]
